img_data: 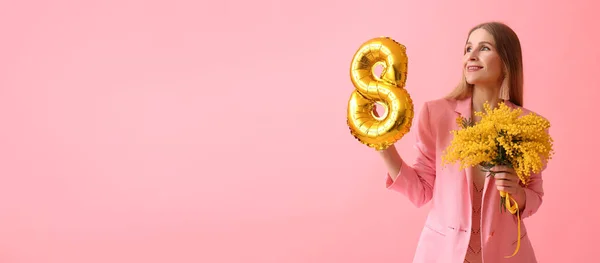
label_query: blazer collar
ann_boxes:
[454,96,472,119]
[454,95,516,119]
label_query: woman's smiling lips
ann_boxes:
[466,65,483,72]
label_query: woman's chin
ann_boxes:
[465,78,489,86]
[465,78,477,85]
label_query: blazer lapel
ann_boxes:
[453,96,474,203]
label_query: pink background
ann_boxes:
[1,0,598,262]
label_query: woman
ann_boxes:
[379,22,545,262]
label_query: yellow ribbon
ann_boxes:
[500,190,521,258]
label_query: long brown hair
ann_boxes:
[445,22,524,107]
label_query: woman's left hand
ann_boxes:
[490,165,526,208]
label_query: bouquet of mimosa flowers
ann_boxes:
[441,101,554,257]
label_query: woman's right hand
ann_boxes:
[379,144,403,181]
[371,104,404,179]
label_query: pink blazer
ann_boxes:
[386,96,545,262]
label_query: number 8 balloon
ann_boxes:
[347,37,414,151]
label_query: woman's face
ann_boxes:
[463,28,504,86]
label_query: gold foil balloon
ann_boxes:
[347,37,414,150]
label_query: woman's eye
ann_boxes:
[466,47,472,52]
[481,46,490,51]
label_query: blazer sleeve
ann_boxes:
[521,171,544,219]
[385,101,437,208]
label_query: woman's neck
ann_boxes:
[471,84,502,113]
